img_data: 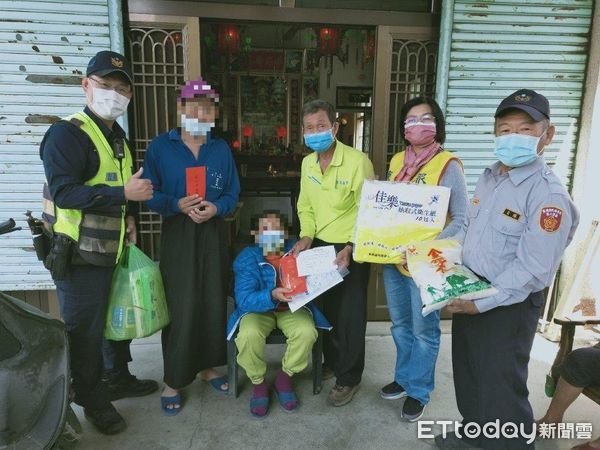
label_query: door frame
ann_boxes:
[127,14,438,321]
[128,1,433,27]
[371,25,437,178]
[129,13,201,80]
[367,25,438,321]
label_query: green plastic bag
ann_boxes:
[104,245,170,340]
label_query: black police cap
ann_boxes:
[495,89,550,122]
[86,51,133,86]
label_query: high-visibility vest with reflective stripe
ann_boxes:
[42,111,133,266]
[387,150,463,276]
[387,149,461,186]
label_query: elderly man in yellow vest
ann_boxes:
[40,51,157,435]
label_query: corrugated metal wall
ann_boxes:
[0,0,112,290]
[437,0,593,193]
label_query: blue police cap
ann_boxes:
[495,89,550,122]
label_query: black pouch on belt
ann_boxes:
[25,211,52,261]
[44,235,73,281]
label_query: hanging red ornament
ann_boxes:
[317,27,341,57]
[218,24,241,54]
[276,126,287,139]
[242,124,254,138]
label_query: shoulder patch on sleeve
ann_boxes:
[540,206,563,233]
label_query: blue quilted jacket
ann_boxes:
[226,243,332,340]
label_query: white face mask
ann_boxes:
[181,114,214,137]
[91,87,130,120]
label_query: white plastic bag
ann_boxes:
[406,239,498,316]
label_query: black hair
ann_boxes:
[398,96,446,146]
[250,210,289,232]
[302,99,336,125]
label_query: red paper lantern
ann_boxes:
[317,27,341,57]
[276,126,287,139]
[242,124,254,137]
[365,31,376,62]
[232,139,240,149]
[218,24,241,55]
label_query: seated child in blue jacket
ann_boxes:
[227,212,330,418]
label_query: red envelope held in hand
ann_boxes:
[280,254,307,296]
[186,166,206,198]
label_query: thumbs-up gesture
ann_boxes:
[124,167,153,201]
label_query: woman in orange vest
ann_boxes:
[379,97,468,421]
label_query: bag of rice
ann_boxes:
[406,239,498,316]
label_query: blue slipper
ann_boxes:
[161,393,182,416]
[206,376,228,394]
[274,387,299,413]
[250,395,270,419]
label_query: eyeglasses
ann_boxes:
[89,76,131,96]
[404,113,435,126]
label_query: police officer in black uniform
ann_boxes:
[40,51,157,435]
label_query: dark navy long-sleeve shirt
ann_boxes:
[142,129,240,217]
[39,107,135,214]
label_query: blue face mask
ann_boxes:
[493,132,545,168]
[257,230,285,255]
[304,129,334,152]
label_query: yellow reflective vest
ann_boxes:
[387,149,460,186]
[42,111,133,266]
[387,149,462,275]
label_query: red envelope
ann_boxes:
[186,166,206,198]
[280,254,307,296]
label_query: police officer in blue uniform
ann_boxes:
[40,51,158,435]
[435,90,579,449]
